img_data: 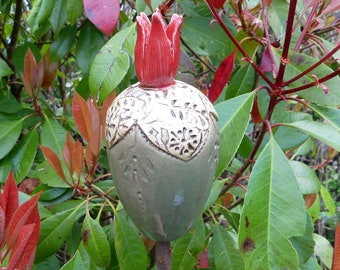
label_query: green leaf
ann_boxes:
[10,128,38,183]
[27,0,55,39]
[274,50,340,106]
[49,0,68,34]
[114,211,149,270]
[310,104,340,132]
[204,179,227,211]
[211,224,244,270]
[77,242,106,270]
[320,185,336,215]
[0,155,11,183]
[225,64,255,99]
[269,111,312,151]
[66,0,83,25]
[76,21,105,75]
[290,213,315,264]
[238,138,306,269]
[214,92,254,177]
[35,204,86,262]
[181,17,235,62]
[172,218,205,270]
[0,120,22,159]
[60,251,86,270]
[82,213,111,268]
[313,233,333,269]
[36,160,70,188]
[300,255,321,270]
[89,23,136,102]
[289,160,321,195]
[284,120,340,151]
[268,0,289,42]
[40,118,67,158]
[0,58,13,77]
[50,25,77,62]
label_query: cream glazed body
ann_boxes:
[106,80,219,241]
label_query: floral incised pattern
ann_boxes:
[106,81,218,161]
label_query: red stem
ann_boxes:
[283,68,340,94]
[205,0,274,88]
[274,0,298,87]
[294,2,319,52]
[283,43,340,87]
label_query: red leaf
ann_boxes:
[83,0,120,36]
[7,223,36,270]
[101,90,116,130]
[72,93,92,142]
[89,100,100,133]
[251,97,263,124]
[23,48,37,89]
[41,50,58,89]
[210,0,226,9]
[332,222,340,270]
[208,51,236,103]
[72,140,84,178]
[63,133,73,174]
[2,172,19,231]
[41,146,67,181]
[260,46,276,73]
[199,249,209,268]
[5,193,40,250]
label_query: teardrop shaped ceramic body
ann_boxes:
[106,80,219,241]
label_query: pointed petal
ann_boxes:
[166,14,183,80]
[143,11,173,87]
[135,13,151,85]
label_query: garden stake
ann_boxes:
[105,9,219,266]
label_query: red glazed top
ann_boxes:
[135,9,183,88]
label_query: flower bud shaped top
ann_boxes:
[135,9,183,88]
[106,9,219,241]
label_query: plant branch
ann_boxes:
[7,0,22,61]
[283,68,340,94]
[205,0,274,88]
[294,1,319,52]
[283,43,340,87]
[274,0,297,87]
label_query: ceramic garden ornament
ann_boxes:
[106,9,220,241]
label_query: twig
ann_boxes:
[274,0,298,87]
[283,43,340,87]
[205,0,274,88]
[7,0,22,60]
[283,68,340,94]
[294,1,319,52]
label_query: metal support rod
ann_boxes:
[156,241,172,270]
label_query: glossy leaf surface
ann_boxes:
[239,138,306,269]
[81,213,111,267]
[114,211,149,270]
[89,23,136,101]
[215,93,254,177]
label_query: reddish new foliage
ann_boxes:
[0,172,40,270]
[83,0,120,36]
[208,51,236,103]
